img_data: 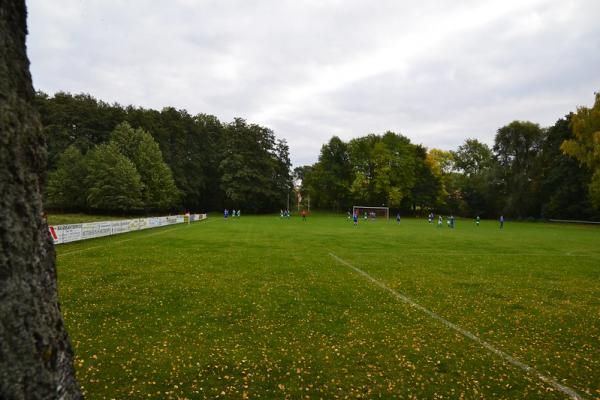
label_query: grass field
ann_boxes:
[48,213,160,225]
[55,214,600,399]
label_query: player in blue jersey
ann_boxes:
[396,213,401,224]
[353,212,358,226]
[499,215,504,229]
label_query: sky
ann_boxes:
[27,0,600,166]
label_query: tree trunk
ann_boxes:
[0,2,82,399]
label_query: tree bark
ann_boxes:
[0,1,82,399]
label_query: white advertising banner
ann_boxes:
[111,220,131,234]
[50,224,83,244]
[81,221,112,240]
[147,217,160,228]
[138,218,149,230]
[48,213,199,245]
[189,213,207,221]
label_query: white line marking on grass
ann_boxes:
[329,252,585,400]
[58,219,215,258]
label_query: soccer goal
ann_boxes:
[352,206,389,220]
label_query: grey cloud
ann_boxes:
[26,0,600,166]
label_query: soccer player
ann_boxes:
[476,215,480,226]
[224,209,229,219]
[237,209,241,217]
[396,213,401,224]
[438,215,443,227]
[280,209,284,218]
[499,215,504,229]
[232,209,236,218]
[301,209,307,221]
[353,212,358,226]
[428,212,433,223]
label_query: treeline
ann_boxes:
[297,93,600,220]
[35,92,292,213]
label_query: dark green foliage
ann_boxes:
[408,145,441,212]
[493,121,544,218]
[109,122,179,210]
[452,139,496,217]
[539,116,594,219]
[310,136,353,210]
[454,139,493,177]
[36,93,291,213]
[46,145,88,210]
[37,90,600,219]
[34,92,125,169]
[302,132,439,213]
[85,144,143,211]
[219,118,292,213]
[561,93,600,209]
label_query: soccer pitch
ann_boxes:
[56,215,600,399]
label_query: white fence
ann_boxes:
[189,213,205,222]
[48,213,207,245]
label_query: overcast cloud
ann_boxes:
[27,0,600,166]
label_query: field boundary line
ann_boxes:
[57,219,215,258]
[329,252,585,400]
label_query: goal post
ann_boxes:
[352,205,390,220]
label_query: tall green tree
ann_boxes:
[427,149,454,211]
[348,132,419,209]
[219,118,291,212]
[293,165,313,209]
[85,144,144,212]
[408,145,441,213]
[34,91,125,169]
[46,145,88,210]
[311,136,353,211]
[453,139,492,177]
[452,139,496,216]
[493,121,544,218]
[561,93,600,209]
[348,135,378,206]
[109,122,179,210]
[273,138,294,208]
[539,115,594,218]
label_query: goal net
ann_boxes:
[352,206,389,220]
